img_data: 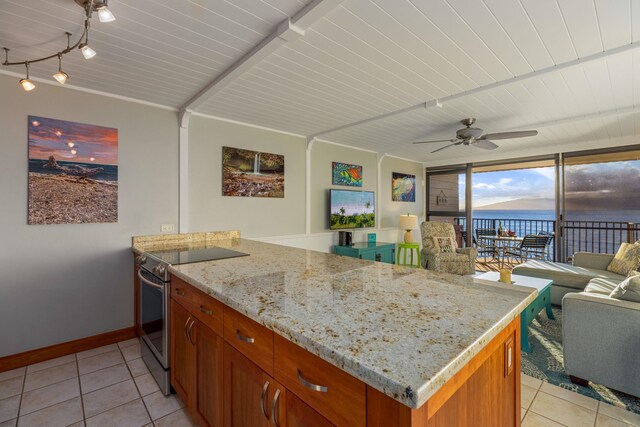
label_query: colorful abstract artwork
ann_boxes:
[332,162,362,187]
[28,116,118,224]
[222,146,285,197]
[392,172,415,202]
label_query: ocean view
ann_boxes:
[472,209,640,223]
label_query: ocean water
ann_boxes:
[29,159,118,182]
[473,209,640,223]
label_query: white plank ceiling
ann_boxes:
[1,0,639,164]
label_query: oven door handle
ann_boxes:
[138,270,165,290]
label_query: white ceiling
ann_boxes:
[2,0,639,165]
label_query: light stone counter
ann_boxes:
[136,238,537,409]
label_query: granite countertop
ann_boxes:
[135,238,536,409]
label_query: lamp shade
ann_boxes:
[399,214,418,230]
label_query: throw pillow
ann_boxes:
[432,236,455,253]
[607,242,640,276]
[609,274,640,303]
[629,270,640,278]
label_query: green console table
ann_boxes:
[333,242,395,264]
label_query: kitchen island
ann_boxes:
[134,236,536,426]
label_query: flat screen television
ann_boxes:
[329,189,375,230]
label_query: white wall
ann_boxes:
[0,74,179,357]
[187,116,306,238]
[379,156,424,242]
[310,141,378,233]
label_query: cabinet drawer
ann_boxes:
[171,276,223,336]
[274,334,366,427]
[223,307,274,376]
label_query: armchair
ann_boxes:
[420,221,478,275]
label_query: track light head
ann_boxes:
[20,63,35,91]
[20,78,36,91]
[97,7,115,23]
[79,43,96,59]
[53,54,69,84]
[53,71,69,84]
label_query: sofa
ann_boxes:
[513,252,640,397]
[512,252,626,305]
[420,221,477,275]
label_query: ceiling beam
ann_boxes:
[179,0,344,117]
[310,41,640,140]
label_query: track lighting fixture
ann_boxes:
[96,0,116,23]
[53,54,69,84]
[19,63,35,92]
[1,1,115,91]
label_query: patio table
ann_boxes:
[478,235,523,267]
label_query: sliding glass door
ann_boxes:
[562,149,640,260]
[425,167,470,247]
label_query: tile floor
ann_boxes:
[0,338,196,427]
[1,338,639,426]
[521,374,640,427]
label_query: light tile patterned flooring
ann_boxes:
[521,374,640,427]
[1,339,639,426]
[0,338,196,427]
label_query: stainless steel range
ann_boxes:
[136,246,249,395]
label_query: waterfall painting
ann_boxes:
[332,162,362,187]
[392,172,415,202]
[28,116,118,224]
[222,146,285,198]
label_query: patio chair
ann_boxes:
[475,228,498,260]
[503,235,550,264]
[538,231,554,260]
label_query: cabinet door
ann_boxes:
[223,343,273,427]
[192,318,224,427]
[171,301,195,405]
[283,390,334,427]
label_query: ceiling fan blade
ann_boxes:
[474,140,498,150]
[413,138,457,145]
[479,130,538,140]
[430,142,461,154]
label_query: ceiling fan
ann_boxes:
[412,118,538,154]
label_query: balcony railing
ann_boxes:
[453,217,640,264]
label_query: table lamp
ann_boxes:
[399,214,418,243]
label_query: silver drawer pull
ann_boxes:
[271,388,281,427]
[260,381,270,419]
[236,330,255,343]
[175,289,185,296]
[199,305,213,315]
[297,369,328,393]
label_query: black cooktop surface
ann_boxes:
[148,247,249,265]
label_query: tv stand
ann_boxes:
[333,242,395,263]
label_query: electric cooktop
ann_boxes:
[147,247,249,265]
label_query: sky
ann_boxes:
[28,116,118,165]
[462,167,555,208]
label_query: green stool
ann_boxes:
[396,243,420,267]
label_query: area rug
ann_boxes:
[521,306,640,415]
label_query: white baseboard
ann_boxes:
[249,228,408,253]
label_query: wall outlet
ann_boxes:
[161,224,175,233]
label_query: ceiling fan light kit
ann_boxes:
[412,118,538,154]
[1,0,115,92]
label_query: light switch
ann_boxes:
[161,224,175,233]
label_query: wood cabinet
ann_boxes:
[168,277,522,427]
[171,301,194,404]
[171,299,224,427]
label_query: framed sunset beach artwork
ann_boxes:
[28,116,118,224]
